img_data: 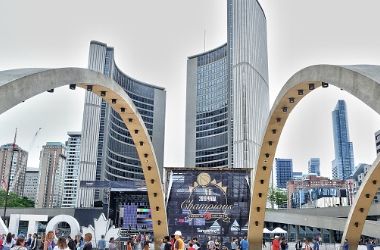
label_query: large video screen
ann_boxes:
[166,169,250,245]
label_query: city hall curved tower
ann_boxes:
[185,0,269,169]
[78,41,166,207]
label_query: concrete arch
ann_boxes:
[342,155,380,249]
[247,64,380,249]
[0,68,168,247]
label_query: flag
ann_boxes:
[1,179,7,191]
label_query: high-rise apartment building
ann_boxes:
[62,132,81,208]
[275,158,293,189]
[332,100,355,180]
[308,158,320,176]
[375,130,380,155]
[0,144,28,196]
[23,168,39,201]
[78,41,166,207]
[350,163,380,204]
[36,142,66,208]
[185,0,269,169]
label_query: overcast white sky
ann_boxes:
[0,0,380,178]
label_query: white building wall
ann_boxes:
[229,0,269,169]
[62,132,81,208]
[77,42,106,207]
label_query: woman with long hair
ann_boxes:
[53,237,69,250]
[10,236,27,250]
[43,231,55,250]
[3,233,15,250]
[82,234,92,250]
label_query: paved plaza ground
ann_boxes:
[261,242,380,250]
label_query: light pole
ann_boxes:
[3,128,17,226]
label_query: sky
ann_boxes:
[0,0,380,178]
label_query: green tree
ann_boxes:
[268,188,288,209]
[0,190,34,207]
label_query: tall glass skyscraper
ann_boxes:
[275,158,293,189]
[78,41,166,207]
[308,158,320,176]
[185,0,269,169]
[332,100,354,180]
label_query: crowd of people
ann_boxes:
[156,232,250,250]
[0,232,118,250]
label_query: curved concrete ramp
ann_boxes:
[248,64,380,249]
[0,68,168,248]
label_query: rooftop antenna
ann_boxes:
[203,29,206,52]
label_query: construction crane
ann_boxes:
[10,128,42,192]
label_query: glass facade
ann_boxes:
[275,158,293,189]
[308,158,320,176]
[290,187,348,209]
[185,0,269,170]
[195,45,229,168]
[79,41,166,206]
[332,100,354,180]
[166,169,251,247]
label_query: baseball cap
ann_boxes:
[174,231,182,236]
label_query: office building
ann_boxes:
[78,41,166,207]
[331,100,355,180]
[185,0,269,169]
[62,132,81,208]
[308,158,320,176]
[288,175,348,209]
[349,163,380,204]
[36,142,66,208]
[0,143,28,196]
[276,158,293,189]
[375,130,380,155]
[23,168,39,201]
[292,171,303,181]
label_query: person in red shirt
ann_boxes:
[170,235,176,250]
[187,243,195,250]
[272,236,280,250]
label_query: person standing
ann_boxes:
[303,239,312,250]
[366,239,375,250]
[30,234,37,250]
[342,239,349,250]
[162,236,171,250]
[3,233,15,250]
[97,236,106,250]
[312,239,319,250]
[173,232,184,250]
[53,237,69,250]
[82,234,92,250]
[280,238,288,250]
[230,238,237,250]
[272,236,280,250]
[240,237,248,250]
[43,232,55,250]
[10,236,27,250]
[295,239,302,250]
[108,238,117,250]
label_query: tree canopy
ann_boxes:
[0,190,34,207]
[268,187,288,209]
